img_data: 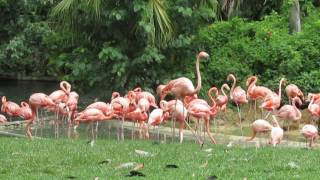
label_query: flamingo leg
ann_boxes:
[171,99,178,142]
[179,120,185,143]
[121,116,125,140]
[95,121,99,140]
[205,118,216,144]
[183,117,203,145]
[254,100,257,120]
[237,104,243,136]
[25,120,33,139]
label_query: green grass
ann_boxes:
[0,137,320,179]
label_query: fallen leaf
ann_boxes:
[199,160,208,168]
[65,175,77,179]
[227,142,233,148]
[288,161,299,169]
[116,162,137,169]
[133,163,144,171]
[98,159,111,165]
[203,148,213,153]
[135,149,155,157]
[125,170,145,177]
[207,175,218,180]
[165,164,178,169]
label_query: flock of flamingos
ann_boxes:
[0,51,320,148]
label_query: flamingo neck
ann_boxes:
[221,84,229,97]
[278,79,285,99]
[208,87,218,105]
[193,55,202,95]
[229,75,236,99]
[248,77,257,93]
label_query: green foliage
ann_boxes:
[196,8,320,94]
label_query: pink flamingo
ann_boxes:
[148,108,169,141]
[49,81,71,104]
[260,78,286,118]
[301,124,318,147]
[18,102,33,138]
[0,114,7,124]
[86,102,112,116]
[138,98,150,113]
[28,92,56,138]
[1,96,20,120]
[208,84,230,111]
[275,96,302,133]
[308,94,320,118]
[246,76,272,118]
[158,51,209,101]
[285,84,304,104]
[227,74,248,136]
[133,87,158,108]
[247,119,272,141]
[74,108,114,140]
[269,116,283,146]
[160,100,187,143]
[66,91,79,126]
[124,108,149,139]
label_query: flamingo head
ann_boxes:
[198,51,209,59]
[227,74,235,82]
[111,92,120,100]
[133,87,142,93]
[246,76,257,86]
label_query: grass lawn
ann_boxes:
[0,137,319,179]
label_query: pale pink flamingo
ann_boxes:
[148,108,169,141]
[227,74,248,136]
[301,124,318,147]
[66,91,79,126]
[133,87,158,108]
[246,76,272,118]
[158,51,209,101]
[18,102,33,138]
[86,102,112,116]
[0,114,7,124]
[49,81,71,104]
[208,85,230,111]
[269,116,283,146]
[28,92,56,138]
[157,52,208,141]
[1,96,20,120]
[247,119,272,141]
[160,100,187,143]
[275,96,302,133]
[285,84,304,104]
[308,94,320,118]
[138,98,150,113]
[260,78,286,118]
[74,108,114,140]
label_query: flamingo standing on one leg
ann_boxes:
[301,124,318,148]
[157,51,209,140]
[227,74,248,136]
[260,78,286,119]
[66,91,79,126]
[1,96,20,121]
[285,84,304,104]
[246,76,272,119]
[148,108,169,141]
[0,114,7,124]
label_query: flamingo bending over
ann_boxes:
[1,96,20,120]
[285,84,304,104]
[227,74,248,136]
[301,124,318,147]
[247,119,272,141]
[18,102,33,138]
[148,108,169,141]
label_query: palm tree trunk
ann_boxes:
[289,0,301,34]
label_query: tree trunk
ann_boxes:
[289,0,301,34]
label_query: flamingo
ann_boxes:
[28,92,56,138]
[308,94,320,118]
[285,84,304,104]
[133,87,158,108]
[208,84,230,111]
[86,102,112,116]
[158,52,208,101]
[49,81,71,104]
[18,102,33,138]
[1,96,20,120]
[247,119,272,142]
[269,116,283,147]
[301,124,318,147]
[0,114,7,124]
[246,76,272,119]
[260,78,286,118]
[148,108,169,141]
[66,91,79,126]
[124,108,149,139]
[275,96,302,134]
[160,100,187,143]
[74,108,114,140]
[227,74,248,136]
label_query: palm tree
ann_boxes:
[51,0,173,47]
